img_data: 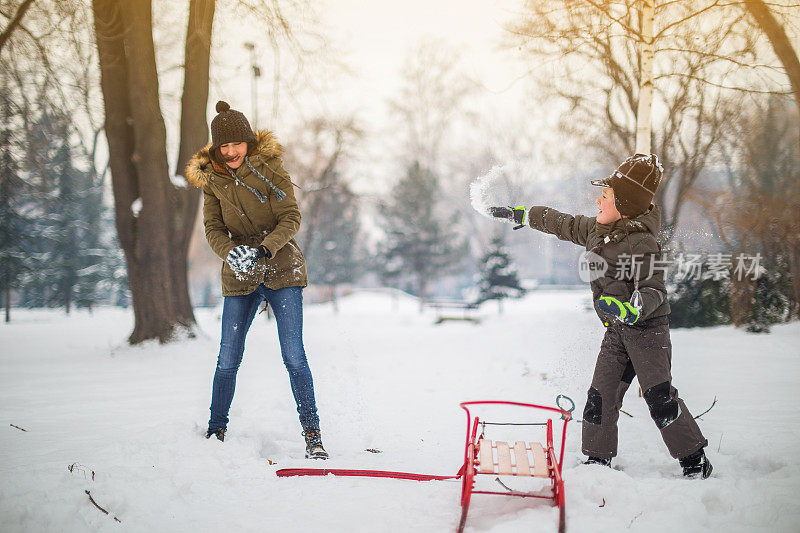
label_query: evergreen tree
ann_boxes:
[667,275,731,328]
[378,161,466,309]
[15,105,123,312]
[0,109,34,322]
[303,171,361,312]
[476,234,525,313]
[745,254,795,333]
[50,139,108,312]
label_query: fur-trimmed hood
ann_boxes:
[185,129,283,188]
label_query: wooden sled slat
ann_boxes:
[513,441,532,476]
[496,441,513,475]
[530,442,548,478]
[478,439,495,474]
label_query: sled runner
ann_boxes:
[276,399,571,533]
[458,401,570,533]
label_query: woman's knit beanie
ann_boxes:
[210,101,257,162]
[590,154,663,217]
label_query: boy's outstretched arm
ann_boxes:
[490,205,593,246]
[527,206,594,247]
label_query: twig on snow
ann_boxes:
[620,410,633,418]
[85,490,121,522]
[599,498,606,507]
[717,433,724,453]
[68,463,95,481]
[627,511,643,528]
[694,396,718,420]
[10,423,27,432]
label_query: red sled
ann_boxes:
[458,401,571,533]
[277,399,572,532]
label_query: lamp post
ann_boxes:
[243,42,261,128]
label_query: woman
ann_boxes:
[186,101,327,459]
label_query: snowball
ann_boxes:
[469,164,520,221]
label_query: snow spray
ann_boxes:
[469,164,521,221]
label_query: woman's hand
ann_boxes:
[226,245,261,273]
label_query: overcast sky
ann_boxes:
[200,0,536,185]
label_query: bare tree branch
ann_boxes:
[0,0,35,53]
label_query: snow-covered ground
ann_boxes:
[2,289,799,532]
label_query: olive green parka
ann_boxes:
[186,130,307,296]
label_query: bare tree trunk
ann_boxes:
[730,276,755,326]
[635,0,655,154]
[93,0,142,336]
[119,0,181,343]
[65,281,71,315]
[790,243,800,318]
[416,277,427,313]
[744,0,800,147]
[93,0,196,343]
[173,0,215,328]
[4,272,9,323]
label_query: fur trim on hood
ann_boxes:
[185,129,283,188]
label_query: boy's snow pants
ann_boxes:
[581,316,707,460]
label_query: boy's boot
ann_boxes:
[680,449,713,479]
[303,427,328,460]
[584,456,611,467]
[205,427,226,442]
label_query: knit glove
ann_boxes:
[597,295,641,325]
[489,206,527,230]
[226,245,264,273]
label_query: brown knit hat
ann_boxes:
[591,154,663,217]
[210,101,257,162]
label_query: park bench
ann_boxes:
[426,299,481,324]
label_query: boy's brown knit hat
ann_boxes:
[210,101,257,162]
[591,153,663,217]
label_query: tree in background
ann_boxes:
[510,0,792,242]
[283,116,363,311]
[690,96,799,330]
[388,39,474,175]
[378,161,466,310]
[379,41,474,306]
[0,0,35,54]
[0,4,125,318]
[304,171,361,312]
[28,113,107,313]
[0,81,33,323]
[667,273,731,329]
[743,1,800,148]
[92,0,215,343]
[476,234,525,313]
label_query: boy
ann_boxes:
[490,154,712,478]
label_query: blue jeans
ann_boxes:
[209,285,319,430]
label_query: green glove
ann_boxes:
[489,206,527,230]
[597,295,641,325]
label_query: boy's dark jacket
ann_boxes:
[527,204,670,325]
